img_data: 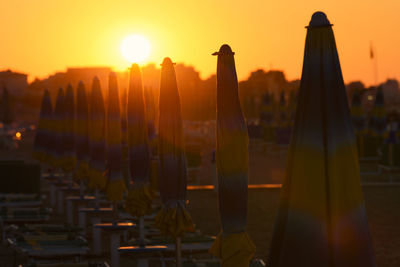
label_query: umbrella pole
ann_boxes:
[79,180,84,198]
[113,201,118,224]
[176,237,182,267]
[94,189,99,209]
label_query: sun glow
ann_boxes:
[120,34,151,63]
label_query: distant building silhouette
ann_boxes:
[0,70,28,97]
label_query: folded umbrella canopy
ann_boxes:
[350,90,366,157]
[364,87,386,157]
[88,77,107,189]
[61,84,76,173]
[277,91,288,126]
[125,64,153,217]
[33,89,53,165]
[1,87,13,126]
[74,82,90,181]
[288,90,297,125]
[52,88,66,169]
[370,87,386,137]
[105,72,127,202]
[155,57,193,238]
[260,92,275,143]
[209,45,256,267]
[268,12,376,267]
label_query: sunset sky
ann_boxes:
[1,0,399,86]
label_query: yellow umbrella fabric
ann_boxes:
[74,81,90,181]
[105,72,127,202]
[88,77,107,189]
[268,12,375,267]
[155,57,194,238]
[209,44,256,267]
[125,64,153,217]
[33,89,53,165]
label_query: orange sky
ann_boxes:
[1,0,400,86]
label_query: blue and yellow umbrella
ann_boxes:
[60,84,76,173]
[33,89,53,165]
[268,12,375,267]
[88,77,107,189]
[74,82,90,181]
[105,72,127,202]
[209,45,256,267]
[155,57,194,238]
[125,64,153,217]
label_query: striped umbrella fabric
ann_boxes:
[33,89,53,165]
[88,77,107,189]
[155,57,193,238]
[209,45,255,267]
[61,84,76,173]
[125,64,153,217]
[105,72,127,202]
[268,12,375,267]
[52,88,66,169]
[74,81,90,181]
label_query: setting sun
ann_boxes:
[120,34,151,64]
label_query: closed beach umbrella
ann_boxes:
[364,87,386,157]
[53,88,66,169]
[33,89,53,165]
[370,87,386,137]
[125,64,153,217]
[1,87,13,126]
[74,82,90,181]
[105,72,127,202]
[209,44,255,267]
[155,57,193,238]
[350,90,366,157]
[277,91,287,126]
[61,84,76,173]
[88,77,107,189]
[268,12,375,267]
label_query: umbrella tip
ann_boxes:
[212,44,235,56]
[160,57,176,66]
[308,11,332,28]
[131,63,139,69]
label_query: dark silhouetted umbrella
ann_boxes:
[209,45,256,267]
[1,87,13,125]
[350,90,366,157]
[155,57,193,238]
[88,77,107,189]
[74,82,90,181]
[52,88,66,169]
[105,72,127,202]
[61,84,76,173]
[125,64,153,217]
[33,89,53,165]
[268,12,376,267]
